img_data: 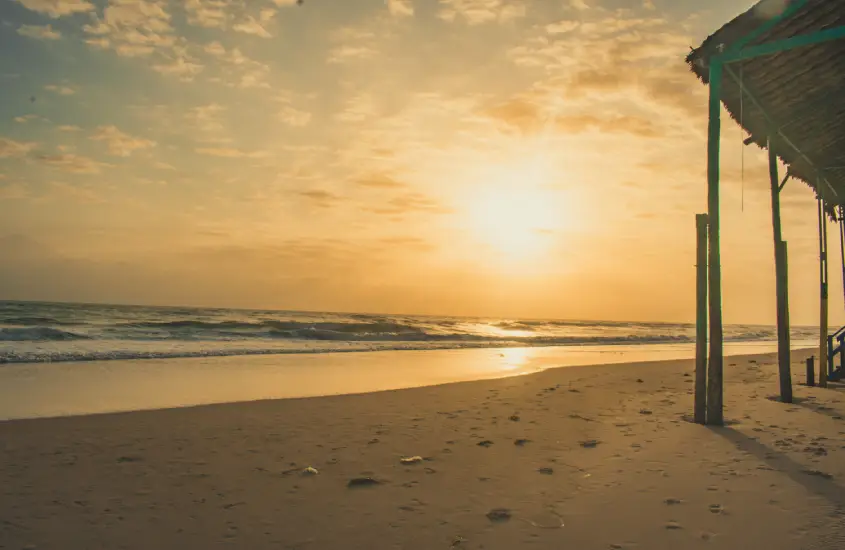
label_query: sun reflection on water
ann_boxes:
[498,347,532,371]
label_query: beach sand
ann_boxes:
[2,350,844,549]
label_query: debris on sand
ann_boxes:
[477,440,494,447]
[486,508,512,523]
[509,415,521,422]
[639,409,653,415]
[579,440,600,448]
[302,466,319,476]
[400,456,424,464]
[664,498,682,505]
[538,467,554,475]
[514,439,530,446]
[665,521,683,530]
[347,477,381,488]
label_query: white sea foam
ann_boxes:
[0,300,820,364]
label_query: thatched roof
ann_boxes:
[686,0,845,211]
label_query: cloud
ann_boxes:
[438,0,526,25]
[44,84,76,95]
[278,105,312,127]
[327,45,377,63]
[17,24,62,40]
[546,20,578,34]
[388,0,414,17]
[201,42,269,88]
[89,125,156,156]
[184,103,227,140]
[335,91,379,122]
[152,54,204,81]
[298,189,342,208]
[195,147,268,159]
[367,192,450,216]
[355,174,407,189]
[327,26,380,63]
[555,114,662,137]
[233,15,273,38]
[14,114,39,124]
[57,125,82,131]
[569,0,590,10]
[49,181,104,203]
[0,137,37,158]
[82,0,176,58]
[13,0,94,18]
[37,153,109,174]
[483,97,662,137]
[185,0,231,29]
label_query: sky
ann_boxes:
[0,0,841,326]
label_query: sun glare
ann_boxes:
[459,152,577,267]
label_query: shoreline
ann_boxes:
[0,340,817,421]
[2,349,844,549]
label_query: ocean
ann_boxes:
[0,300,819,364]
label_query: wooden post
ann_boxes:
[806,356,815,387]
[819,198,829,388]
[840,207,845,309]
[695,214,708,424]
[778,240,793,401]
[769,141,792,403]
[706,60,724,426]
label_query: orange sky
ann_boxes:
[0,0,842,326]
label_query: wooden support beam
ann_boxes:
[695,214,708,425]
[723,25,845,63]
[706,61,724,426]
[819,198,829,388]
[840,207,845,312]
[769,140,792,403]
[778,240,793,401]
[724,67,839,201]
[726,0,809,54]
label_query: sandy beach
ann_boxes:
[2,349,845,549]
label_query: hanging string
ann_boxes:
[740,63,745,212]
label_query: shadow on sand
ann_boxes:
[709,426,845,509]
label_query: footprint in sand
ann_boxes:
[486,508,512,523]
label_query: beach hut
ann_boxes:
[686,0,845,425]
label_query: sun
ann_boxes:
[467,188,560,259]
[458,154,576,267]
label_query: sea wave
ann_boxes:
[0,327,91,342]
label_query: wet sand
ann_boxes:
[2,349,845,549]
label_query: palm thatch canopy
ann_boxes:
[686,0,845,211]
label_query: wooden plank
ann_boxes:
[706,61,724,426]
[695,214,708,424]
